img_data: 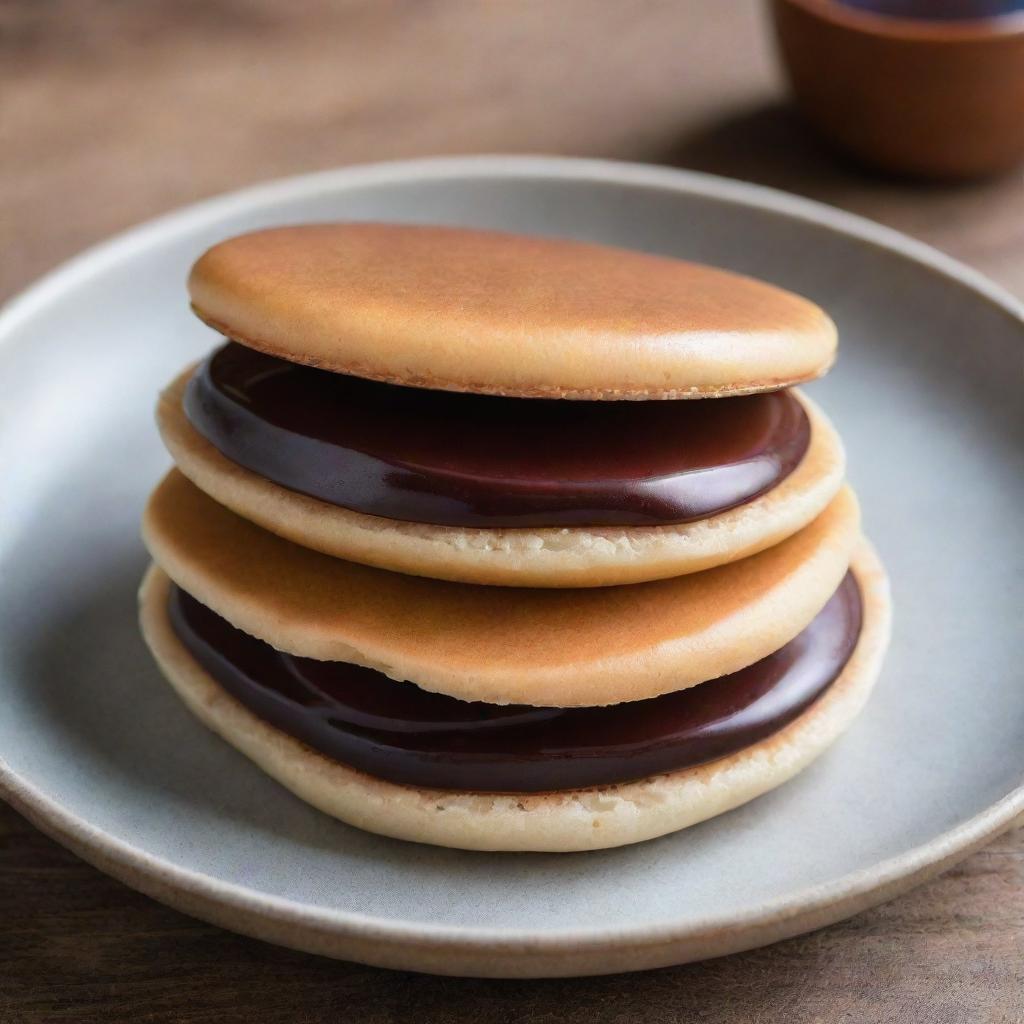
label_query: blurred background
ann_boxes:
[3,0,1023,305]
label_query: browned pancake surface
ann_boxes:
[188,223,837,399]
[142,471,860,706]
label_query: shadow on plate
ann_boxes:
[7,550,360,851]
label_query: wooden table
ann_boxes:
[3,2,1022,1019]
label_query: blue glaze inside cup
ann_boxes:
[836,0,1024,20]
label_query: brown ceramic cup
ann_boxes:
[770,0,1024,179]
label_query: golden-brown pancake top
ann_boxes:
[188,223,837,400]
[142,470,860,707]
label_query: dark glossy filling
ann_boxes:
[167,574,862,792]
[184,342,811,528]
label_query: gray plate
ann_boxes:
[1,157,1021,978]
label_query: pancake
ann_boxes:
[157,369,846,587]
[137,540,890,852]
[141,470,861,707]
[187,223,837,401]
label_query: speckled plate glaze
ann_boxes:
[0,157,1021,978]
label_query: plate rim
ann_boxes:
[2,154,1023,974]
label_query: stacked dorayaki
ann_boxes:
[140,224,891,853]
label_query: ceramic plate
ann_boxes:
[1,157,1021,978]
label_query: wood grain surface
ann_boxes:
[2,1,1022,1020]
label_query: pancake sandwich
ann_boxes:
[141,223,890,852]
[161,224,846,587]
